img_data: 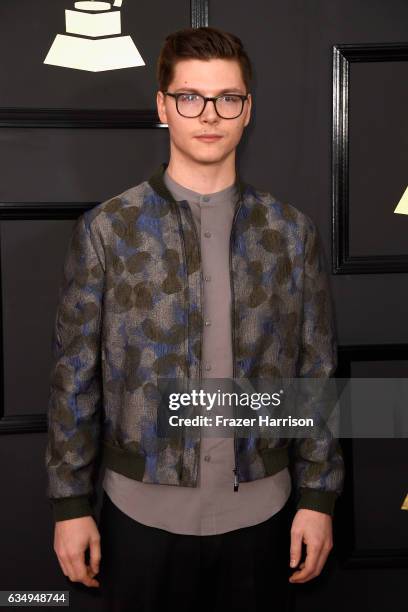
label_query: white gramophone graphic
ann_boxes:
[394,185,408,216]
[43,0,145,72]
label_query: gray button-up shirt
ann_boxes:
[102,168,292,535]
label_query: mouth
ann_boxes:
[194,135,223,142]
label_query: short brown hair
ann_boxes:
[156,26,253,93]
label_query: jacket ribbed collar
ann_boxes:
[147,161,248,211]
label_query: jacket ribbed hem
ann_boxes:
[258,444,290,475]
[48,444,339,520]
[50,494,94,522]
[101,441,146,480]
[296,487,338,516]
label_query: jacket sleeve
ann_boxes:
[289,216,345,517]
[45,212,105,522]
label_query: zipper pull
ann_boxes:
[233,467,239,492]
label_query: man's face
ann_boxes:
[156,58,252,165]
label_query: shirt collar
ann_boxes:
[163,167,237,206]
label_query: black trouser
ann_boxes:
[97,490,294,612]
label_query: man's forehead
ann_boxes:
[171,86,245,95]
[170,61,245,93]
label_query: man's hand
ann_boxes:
[54,516,101,587]
[288,508,333,583]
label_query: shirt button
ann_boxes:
[203,196,210,202]
[205,363,211,371]
[204,320,211,326]
[204,275,211,282]
[204,455,211,462]
[204,231,211,238]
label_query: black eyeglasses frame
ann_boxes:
[162,91,249,119]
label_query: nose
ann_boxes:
[200,99,219,122]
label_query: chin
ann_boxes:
[188,149,231,164]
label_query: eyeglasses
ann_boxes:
[162,91,249,119]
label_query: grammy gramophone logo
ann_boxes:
[394,185,408,216]
[43,0,145,72]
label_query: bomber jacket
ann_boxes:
[45,161,345,522]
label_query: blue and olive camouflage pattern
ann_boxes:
[45,161,345,522]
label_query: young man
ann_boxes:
[45,26,345,612]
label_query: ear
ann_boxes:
[156,90,168,125]
[243,93,252,128]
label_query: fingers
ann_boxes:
[289,526,303,569]
[55,548,75,583]
[289,539,333,583]
[89,534,101,577]
[71,553,99,587]
[313,540,333,576]
[288,509,334,584]
[289,540,321,583]
[57,557,70,579]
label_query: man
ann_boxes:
[45,26,345,612]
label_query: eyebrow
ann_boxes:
[173,87,246,95]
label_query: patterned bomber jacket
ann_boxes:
[45,161,345,522]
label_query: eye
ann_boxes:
[222,95,239,103]
[179,94,201,103]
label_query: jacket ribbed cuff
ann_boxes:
[49,495,94,522]
[296,487,338,517]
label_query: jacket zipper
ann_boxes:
[175,201,203,487]
[230,195,243,492]
[174,202,203,384]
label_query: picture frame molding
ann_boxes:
[334,342,408,568]
[332,42,408,274]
